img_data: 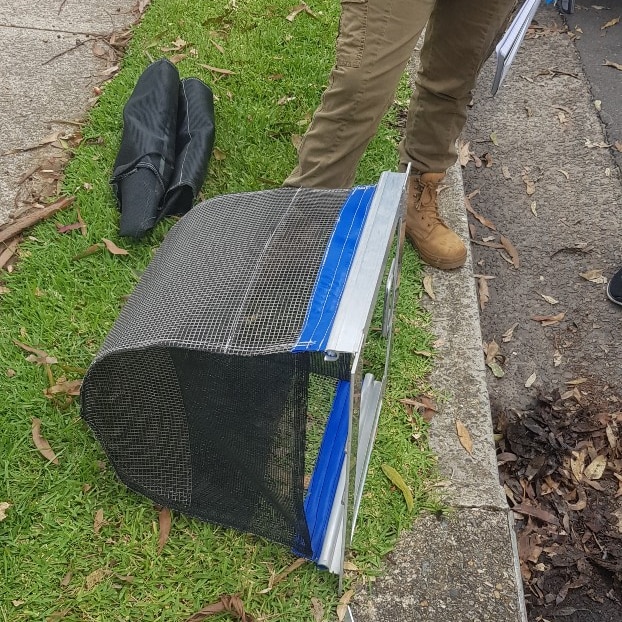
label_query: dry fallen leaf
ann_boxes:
[186,595,256,622]
[13,339,56,362]
[512,502,559,525]
[310,597,324,622]
[500,234,519,268]
[381,464,414,511]
[399,396,437,422]
[531,312,565,327]
[502,322,519,342]
[44,378,82,398]
[46,609,71,622]
[502,165,511,179]
[571,449,586,482]
[525,372,537,388]
[212,147,226,161]
[561,386,582,403]
[484,339,500,365]
[56,222,83,234]
[286,2,317,21]
[102,238,129,256]
[458,140,471,167]
[601,16,620,29]
[72,243,103,261]
[606,424,618,449]
[336,589,354,622]
[603,59,622,71]
[259,557,306,593]
[567,486,587,511]
[423,275,435,300]
[93,509,105,534]
[585,138,611,149]
[32,418,59,464]
[413,349,433,357]
[579,269,607,284]
[456,419,474,455]
[539,293,559,305]
[0,501,11,522]
[291,134,302,150]
[85,567,109,590]
[465,197,497,230]
[169,53,187,65]
[521,170,536,195]
[157,507,171,554]
[584,455,607,480]
[476,274,495,311]
[199,64,235,76]
[277,95,296,105]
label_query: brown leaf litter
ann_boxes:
[495,381,622,613]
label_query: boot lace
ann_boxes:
[414,179,446,227]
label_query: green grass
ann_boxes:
[0,1,441,620]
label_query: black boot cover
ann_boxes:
[160,77,216,219]
[111,59,180,238]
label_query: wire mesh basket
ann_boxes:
[81,172,407,579]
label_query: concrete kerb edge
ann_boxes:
[421,160,528,620]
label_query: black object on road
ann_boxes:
[111,59,215,238]
[607,267,622,306]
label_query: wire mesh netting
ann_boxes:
[82,187,356,555]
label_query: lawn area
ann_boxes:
[0,1,441,620]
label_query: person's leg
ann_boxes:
[400,0,516,270]
[399,0,517,172]
[284,0,435,189]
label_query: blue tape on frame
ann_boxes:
[292,185,376,353]
[303,380,350,562]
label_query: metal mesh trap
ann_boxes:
[81,172,407,582]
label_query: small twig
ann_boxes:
[58,0,68,14]
[47,118,84,127]
[42,38,91,66]
[470,239,505,250]
[17,164,42,185]
[0,238,20,270]
[0,196,75,245]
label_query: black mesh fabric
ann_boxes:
[81,187,353,554]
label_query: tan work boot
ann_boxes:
[405,172,467,270]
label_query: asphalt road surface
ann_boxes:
[464,2,622,619]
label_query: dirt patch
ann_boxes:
[495,380,622,621]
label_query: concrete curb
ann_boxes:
[0,1,137,226]
[353,162,527,621]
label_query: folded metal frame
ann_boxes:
[492,0,543,95]
[301,171,407,590]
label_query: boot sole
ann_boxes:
[418,249,467,270]
[406,234,467,270]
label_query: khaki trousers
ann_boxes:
[284,0,516,188]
